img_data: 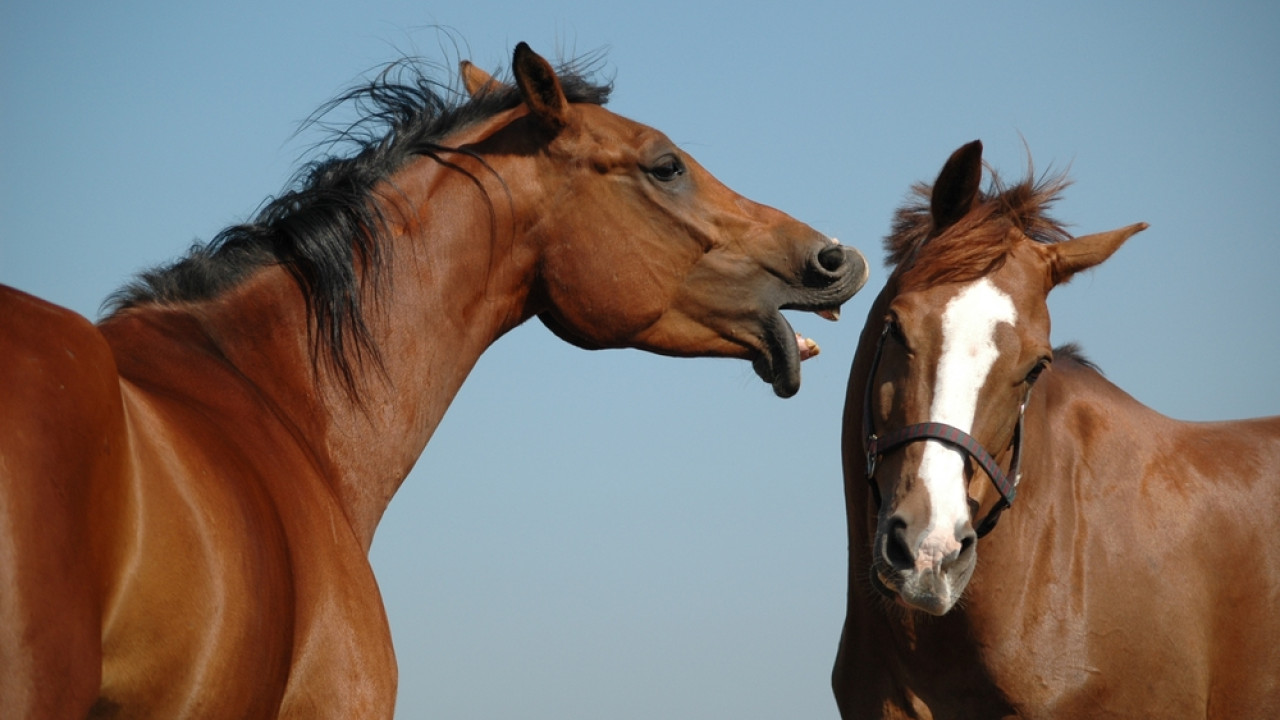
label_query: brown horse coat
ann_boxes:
[0,44,867,718]
[833,141,1280,719]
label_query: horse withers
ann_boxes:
[833,140,1280,718]
[0,43,868,719]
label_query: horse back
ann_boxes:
[0,285,125,716]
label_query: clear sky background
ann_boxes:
[3,2,1277,718]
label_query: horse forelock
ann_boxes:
[103,51,613,394]
[885,164,1073,293]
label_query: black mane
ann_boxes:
[106,52,612,391]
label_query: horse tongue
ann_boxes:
[796,332,820,361]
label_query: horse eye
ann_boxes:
[884,315,906,344]
[648,155,686,182]
[1025,359,1049,384]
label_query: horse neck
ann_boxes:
[192,152,539,550]
[369,161,543,529]
[956,360,1113,617]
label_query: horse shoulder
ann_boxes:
[1019,361,1280,715]
[93,307,397,717]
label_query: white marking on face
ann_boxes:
[916,278,1016,567]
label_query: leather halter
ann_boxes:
[861,322,1034,537]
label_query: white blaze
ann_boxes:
[915,278,1016,568]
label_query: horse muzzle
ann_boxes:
[753,241,869,398]
[871,514,977,615]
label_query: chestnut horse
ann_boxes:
[0,43,868,719]
[832,140,1280,718]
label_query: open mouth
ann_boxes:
[751,238,868,397]
[752,306,842,398]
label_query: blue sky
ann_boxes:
[3,2,1277,717]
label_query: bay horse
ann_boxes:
[832,140,1280,718]
[0,43,868,719]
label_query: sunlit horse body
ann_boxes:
[0,44,868,718]
[832,141,1280,718]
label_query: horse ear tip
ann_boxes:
[941,141,983,175]
[1122,221,1150,240]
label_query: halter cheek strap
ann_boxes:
[862,323,1032,538]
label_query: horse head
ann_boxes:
[462,45,869,397]
[859,140,1146,614]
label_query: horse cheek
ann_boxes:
[539,241,672,346]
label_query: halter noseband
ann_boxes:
[861,322,1033,538]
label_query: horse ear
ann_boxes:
[459,60,500,97]
[931,140,984,232]
[512,42,570,130]
[1048,222,1149,286]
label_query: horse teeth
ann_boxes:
[796,333,821,360]
[817,308,841,322]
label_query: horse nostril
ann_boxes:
[817,244,847,273]
[884,516,914,570]
[948,528,977,571]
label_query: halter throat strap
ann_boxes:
[861,323,1029,538]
